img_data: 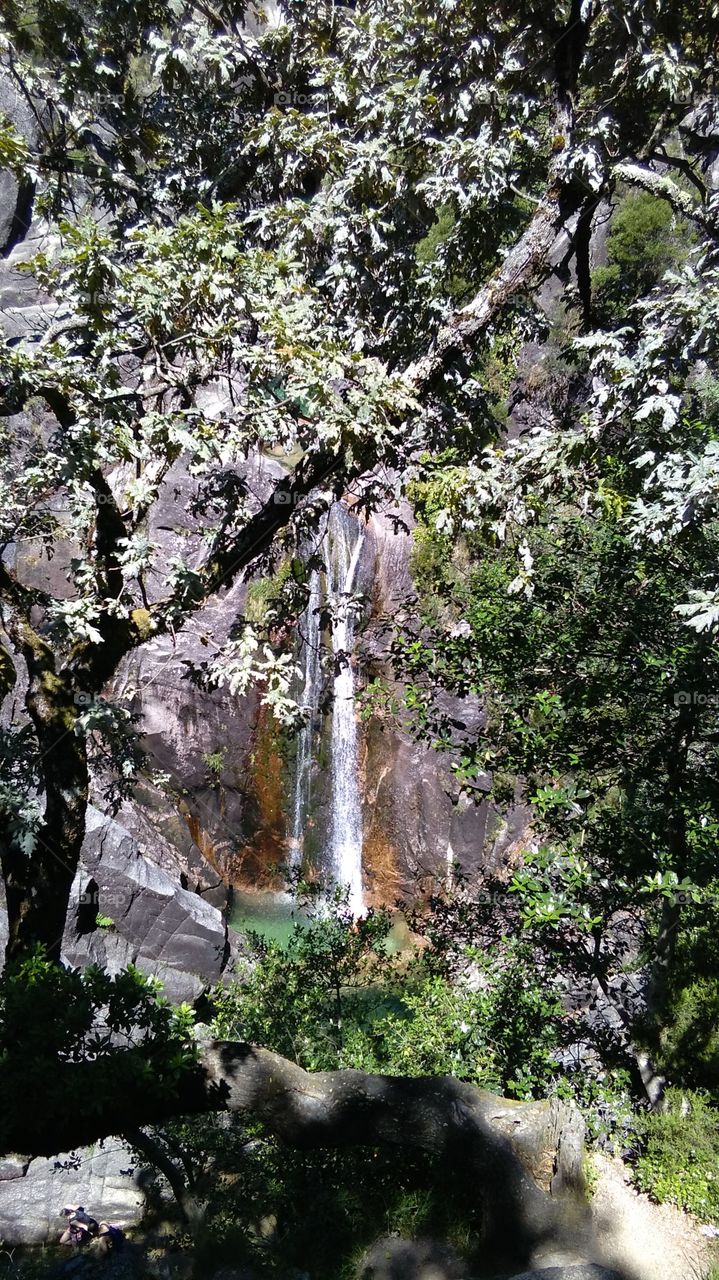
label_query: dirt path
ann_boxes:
[587,1154,716,1280]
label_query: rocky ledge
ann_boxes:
[63,806,229,1006]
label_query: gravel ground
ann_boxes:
[587,1155,717,1280]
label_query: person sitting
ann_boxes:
[59,1206,99,1246]
[97,1222,124,1254]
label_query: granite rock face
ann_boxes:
[113,784,230,913]
[0,62,38,254]
[0,1141,144,1245]
[106,450,285,889]
[357,508,532,899]
[62,807,228,1004]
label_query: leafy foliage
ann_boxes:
[212,890,564,1097]
[397,380,719,1090]
[0,950,196,1151]
[592,190,692,323]
[191,1138,489,1280]
[652,892,719,1091]
[633,1089,719,1223]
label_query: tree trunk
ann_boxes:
[2,617,89,965]
[124,1127,205,1230]
[2,1041,587,1258]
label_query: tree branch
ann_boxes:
[4,1041,587,1258]
[405,1,596,397]
[613,162,716,232]
[123,1127,203,1228]
[650,148,708,202]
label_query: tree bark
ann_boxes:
[405,192,570,398]
[2,611,88,964]
[613,162,715,233]
[3,1041,586,1254]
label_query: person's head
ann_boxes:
[61,1206,80,1218]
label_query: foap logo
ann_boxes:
[51,492,124,517]
[669,885,719,908]
[85,92,124,111]
[671,82,694,106]
[673,691,719,707]
[274,89,320,109]
[474,890,515,907]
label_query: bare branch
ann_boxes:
[613,162,716,232]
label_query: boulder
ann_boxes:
[0,1140,143,1245]
[358,1236,467,1280]
[62,807,228,1004]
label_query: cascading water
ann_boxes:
[289,566,322,866]
[323,505,365,915]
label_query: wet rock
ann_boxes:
[357,508,532,897]
[106,452,287,888]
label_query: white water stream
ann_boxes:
[323,506,365,915]
[289,566,322,866]
[287,504,366,914]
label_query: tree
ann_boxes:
[0,2,718,1236]
[391,162,719,1101]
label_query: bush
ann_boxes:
[633,1089,719,1223]
[213,899,563,1099]
[651,898,719,1092]
[592,190,691,321]
[193,1139,488,1280]
[0,949,197,1153]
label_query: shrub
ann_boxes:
[651,897,719,1092]
[633,1089,719,1223]
[592,190,691,321]
[212,901,563,1100]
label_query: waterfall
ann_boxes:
[323,505,365,915]
[289,567,322,866]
